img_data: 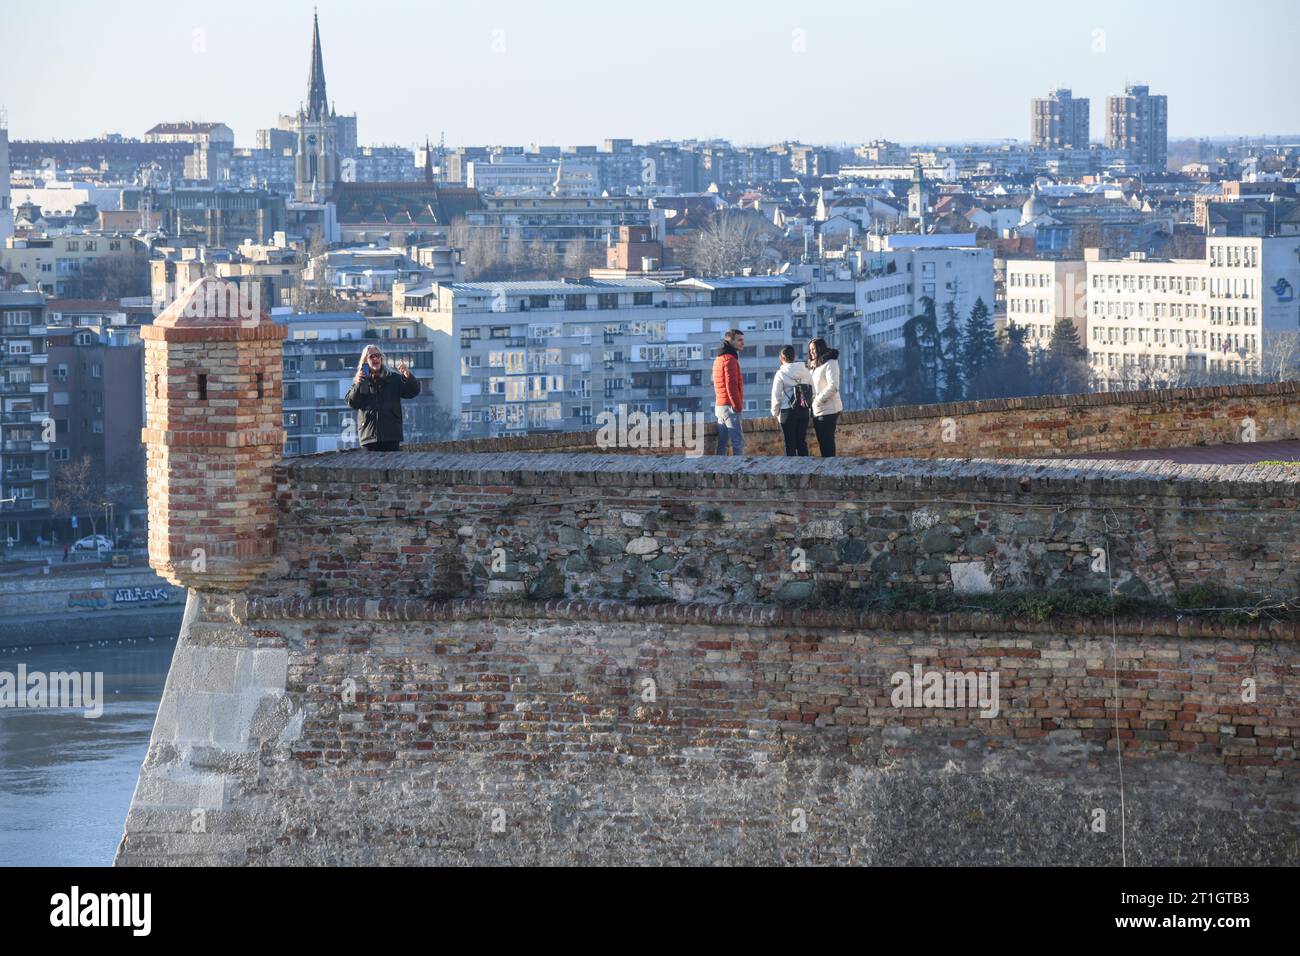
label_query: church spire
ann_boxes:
[305,10,329,122]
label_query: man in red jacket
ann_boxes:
[712,329,745,455]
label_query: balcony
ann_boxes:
[30,354,48,365]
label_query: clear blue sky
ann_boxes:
[4,0,1297,147]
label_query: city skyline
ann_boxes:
[4,0,1298,147]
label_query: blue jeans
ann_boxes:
[715,405,744,455]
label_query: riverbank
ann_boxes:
[0,605,185,650]
[0,562,185,649]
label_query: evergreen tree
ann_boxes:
[996,322,1035,398]
[882,297,941,406]
[939,299,964,401]
[1040,319,1091,395]
[960,297,997,399]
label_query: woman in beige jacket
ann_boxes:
[808,337,842,457]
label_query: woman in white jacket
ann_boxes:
[769,345,814,456]
[807,337,843,457]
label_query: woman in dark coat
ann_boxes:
[345,344,420,451]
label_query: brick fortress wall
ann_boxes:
[413,381,1300,459]
[114,451,1300,865]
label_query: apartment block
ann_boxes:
[278,311,439,456]
[1030,89,1090,149]
[2,234,150,297]
[1004,258,1088,349]
[464,196,666,258]
[1106,84,1168,172]
[394,275,806,438]
[0,291,50,541]
[827,238,995,409]
[1006,235,1299,389]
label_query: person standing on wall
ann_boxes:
[346,344,420,452]
[712,329,745,456]
[770,345,813,456]
[808,337,842,458]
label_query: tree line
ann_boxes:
[877,296,1089,407]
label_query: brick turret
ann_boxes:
[141,277,286,590]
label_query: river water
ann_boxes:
[0,633,175,867]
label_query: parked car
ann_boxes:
[72,534,113,552]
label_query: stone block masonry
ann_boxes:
[115,594,1300,865]
[264,452,1300,607]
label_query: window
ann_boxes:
[633,292,653,306]
[597,293,619,310]
[197,374,208,400]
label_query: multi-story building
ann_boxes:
[144,122,235,149]
[1003,258,1089,350]
[0,291,50,542]
[342,146,419,184]
[393,274,806,438]
[45,312,145,503]
[1106,84,1169,172]
[2,234,150,297]
[150,242,303,313]
[119,186,287,247]
[467,158,564,196]
[1030,88,1090,149]
[464,196,665,259]
[1007,234,1300,389]
[277,310,441,455]
[825,237,995,409]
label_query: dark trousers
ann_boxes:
[780,408,810,456]
[363,441,402,452]
[812,413,839,458]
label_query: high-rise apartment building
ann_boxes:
[1106,84,1168,172]
[1030,89,1090,149]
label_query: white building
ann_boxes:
[392,275,807,437]
[467,159,561,196]
[1005,235,1300,389]
[819,236,995,409]
[1004,258,1088,349]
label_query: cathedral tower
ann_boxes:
[294,12,340,202]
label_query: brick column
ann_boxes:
[141,277,287,590]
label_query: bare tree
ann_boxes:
[50,455,106,539]
[682,209,778,276]
[1260,330,1300,382]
